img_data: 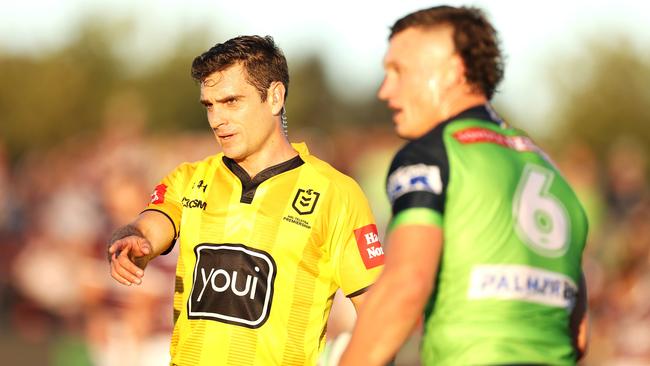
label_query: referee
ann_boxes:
[108,35,385,365]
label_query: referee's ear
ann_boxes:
[268,81,286,116]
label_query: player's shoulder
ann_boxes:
[392,124,449,169]
[390,106,508,170]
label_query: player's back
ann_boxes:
[418,110,588,365]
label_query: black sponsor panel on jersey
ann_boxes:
[387,122,450,216]
[386,105,505,216]
[188,243,277,329]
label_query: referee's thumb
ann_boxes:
[135,236,152,256]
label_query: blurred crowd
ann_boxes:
[558,138,650,365]
[0,117,648,365]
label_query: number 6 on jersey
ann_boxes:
[513,164,570,257]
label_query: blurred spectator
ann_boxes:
[605,136,648,219]
[558,136,650,366]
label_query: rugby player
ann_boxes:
[341,6,589,365]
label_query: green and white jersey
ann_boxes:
[386,105,588,365]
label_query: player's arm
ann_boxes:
[570,272,588,360]
[340,223,443,366]
[108,210,175,286]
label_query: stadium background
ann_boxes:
[0,1,648,364]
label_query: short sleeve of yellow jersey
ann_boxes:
[330,178,385,297]
[143,162,194,251]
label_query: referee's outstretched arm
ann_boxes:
[108,210,175,286]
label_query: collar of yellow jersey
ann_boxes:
[291,142,310,156]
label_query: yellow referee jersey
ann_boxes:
[144,143,384,365]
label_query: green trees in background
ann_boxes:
[547,36,650,158]
[0,22,121,160]
[0,21,648,165]
[0,20,389,163]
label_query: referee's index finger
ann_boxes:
[109,235,140,253]
[107,238,124,262]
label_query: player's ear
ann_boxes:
[268,81,285,115]
[447,54,467,87]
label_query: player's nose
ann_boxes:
[377,77,393,102]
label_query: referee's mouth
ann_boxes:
[215,131,236,141]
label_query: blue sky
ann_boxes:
[2,0,648,135]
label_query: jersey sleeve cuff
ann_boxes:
[141,208,178,255]
[388,207,442,233]
[346,285,371,298]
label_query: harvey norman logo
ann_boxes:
[354,224,384,269]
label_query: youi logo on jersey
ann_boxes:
[354,224,384,269]
[188,244,277,329]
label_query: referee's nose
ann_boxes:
[208,109,228,131]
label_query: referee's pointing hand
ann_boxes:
[108,235,152,286]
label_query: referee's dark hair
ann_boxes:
[191,35,289,102]
[390,6,504,100]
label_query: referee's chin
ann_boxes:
[219,143,246,161]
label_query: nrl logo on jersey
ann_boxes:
[292,188,320,215]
